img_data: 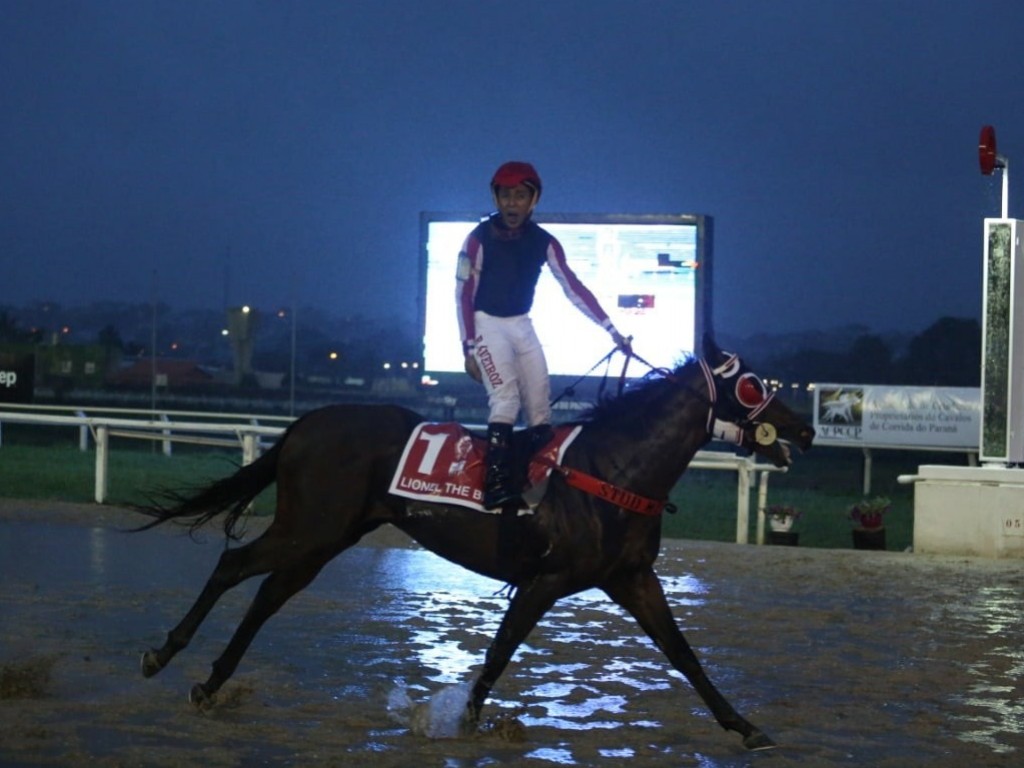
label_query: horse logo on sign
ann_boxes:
[819,388,863,424]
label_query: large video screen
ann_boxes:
[420,212,712,377]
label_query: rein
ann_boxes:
[628,349,720,432]
[549,344,630,407]
[538,348,710,518]
[536,347,777,516]
[532,455,671,516]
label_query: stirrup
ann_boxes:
[483,485,523,510]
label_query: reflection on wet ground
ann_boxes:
[936,583,1024,754]
[2,514,1023,766]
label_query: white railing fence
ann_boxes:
[0,405,786,544]
[0,405,289,504]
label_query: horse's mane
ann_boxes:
[576,356,700,435]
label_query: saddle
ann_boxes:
[388,423,582,513]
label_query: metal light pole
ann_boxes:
[150,269,158,415]
[289,301,297,417]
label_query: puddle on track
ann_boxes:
[2,513,1023,766]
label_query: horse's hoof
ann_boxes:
[458,712,480,738]
[743,729,777,751]
[189,683,213,710]
[140,650,162,678]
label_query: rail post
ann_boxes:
[161,413,172,456]
[755,470,770,545]
[94,424,109,504]
[77,410,89,451]
[735,459,751,544]
[242,431,260,466]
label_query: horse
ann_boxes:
[133,335,815,750]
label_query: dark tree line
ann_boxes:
[0,311,43,344]
[757,317,982,387]
[1,302,985,390]
[0,301,422,382]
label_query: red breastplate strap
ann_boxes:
[533,456,665,516]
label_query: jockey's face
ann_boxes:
[494,183,537,230]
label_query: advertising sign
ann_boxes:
[0,353,35,403]
[813,384,980,449]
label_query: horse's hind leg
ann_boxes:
[141,534,281,678]
[603,568,774,750]
[188,556,330,707]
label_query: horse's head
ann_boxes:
[701,334,815,467]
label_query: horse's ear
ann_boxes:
[702,332,722,361]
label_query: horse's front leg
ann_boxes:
[603,568,774,750]
[466,576,563,727]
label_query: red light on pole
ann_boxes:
[979,125,1009,218]
[979,125,998,175]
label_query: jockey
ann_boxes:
[457,161,631,509]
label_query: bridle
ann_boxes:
[624,347,779,448]
[551,344,779,446]
[697,353,777,440]
[537,346,780,517]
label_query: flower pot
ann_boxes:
[767,530,799,546]
[852,528,886,551]
[856,513,884,530]
[768,516,796,533]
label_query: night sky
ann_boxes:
[3,1,1024,339]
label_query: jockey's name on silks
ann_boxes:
[388,423,581,514]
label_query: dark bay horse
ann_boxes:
[134,336,814,749]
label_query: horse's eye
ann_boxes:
[736,374,767,408]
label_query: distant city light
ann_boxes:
[382,362,391,370]
[328,351,339,360]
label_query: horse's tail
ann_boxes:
[131,430,286,540]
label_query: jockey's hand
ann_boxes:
[464,354,483,383]
[612,331,633,355]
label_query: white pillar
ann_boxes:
[980,219,1024,464]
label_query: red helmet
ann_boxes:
[490,161,542,198]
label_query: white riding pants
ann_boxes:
[473,311,551,426]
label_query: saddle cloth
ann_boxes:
[388,423,582,513]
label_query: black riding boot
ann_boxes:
[483,423,521,509]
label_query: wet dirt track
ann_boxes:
[1,500,1022,767]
